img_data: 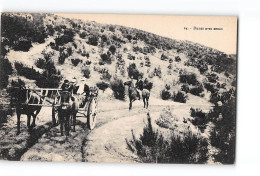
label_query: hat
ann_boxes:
[64,79,69,83]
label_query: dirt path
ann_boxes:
[0,96,213,162]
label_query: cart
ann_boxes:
[21,87,98,130]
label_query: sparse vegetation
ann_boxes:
[126,114,209,163]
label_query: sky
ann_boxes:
[56,13,237,54]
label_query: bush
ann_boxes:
[108,25,115,32]
[181,84,190,93]
[173,91,187,103]
[101,53,111,64]
[126,114,209,163]
[100,70,112,81]
[190,84,204,96]
[87,35,99,46]
[179,73,198,85]
[190,108,209,133]
[82,67,91,78]
[55,29,75,46]
[208,95,236,164]
[1,13,47,52]
[161,53,168,61]
[0,58,13,89]
[35,58,46,69]
[79,31,88,39]
[109,45,116,55]
[96,82,109,92]
[0,104,14,127]
[110,77,125,100]
[71,58,82,66]
[101,35,108,42]
[13,39,33,51]
[204,82,217,93]
[128,63,142,80]
[206,73,219,83]
[161,90,171,100]
[175,56,181,62]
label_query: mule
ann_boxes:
[57,91,79,136]
[124,81,150,110]
[11,86,44,135]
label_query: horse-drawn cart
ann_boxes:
[12,86,98,135]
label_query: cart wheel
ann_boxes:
[52,106,59,126]
[87,97,97,130]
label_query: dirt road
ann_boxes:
[0,96,213,162]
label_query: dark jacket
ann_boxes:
[136,80,144,90]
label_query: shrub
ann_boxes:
[110,77,125,100]
[1,14,47,52]
[0,104,14,127]
[15,62,41,80]
[101,53,111,64]
[108,25,115,32]
[208,95,236,164]
[175,56,181,62]
[190,108,209,133]
[126,114,209,163]
[128,63,142,80]
[206,73,219,83]
[161,53,168,61]
[55,29,75,46]
[87,35,99,46]
[79,31,88,39]
[0,58,13,89]
[35,58,46,69]
[204,82,217,93]
[181,84,190,93]
[109,45,116,55]
[161,89,171,100]
[100,70,112,81]
[153,67,162,78]
[190,84,204,96]
[101,35,108,42]
[173,91,187,103]
[179,73,198,85]
[96,82,109,92]
[13,39,32,51]
[82,67,91,78]
[71,58,82,66]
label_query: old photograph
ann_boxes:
[0,13,237,164]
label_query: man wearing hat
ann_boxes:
[61,79,71,91]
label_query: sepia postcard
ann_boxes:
[0,13,237,164]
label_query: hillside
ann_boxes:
[0,13,236,164]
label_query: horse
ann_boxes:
[142,88,150,109]
[124,81,150,110]
[10,86,44,135]
[57,91,79,136]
